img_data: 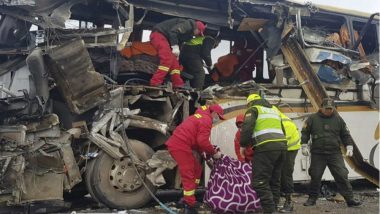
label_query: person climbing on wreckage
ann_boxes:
[179,31,220,90]
[149,18,206,88]
[165,104,224,214]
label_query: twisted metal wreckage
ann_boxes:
[0,0,379,210]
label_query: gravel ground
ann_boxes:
[70,189,379,214]
[2,184,378,214]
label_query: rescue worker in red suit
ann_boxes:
[234,114,254,162]
[150,18,206,88]
[166,104,225,214]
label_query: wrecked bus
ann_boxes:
[0,0,378,210]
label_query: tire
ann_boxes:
[89,139,156,209]
[85,159,100,203]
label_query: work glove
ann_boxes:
[171,45,180,57]
[212,151,222,160]
[346,145,354,157]
[301,144,310,156]
[240,147,246,159]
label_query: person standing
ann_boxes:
[166,104,225,214]
[277,112,301,213]
[240,94,287,214]
[234,114,253,162]
[149,18,206,88]
[301,98,361,207]
[180,35,218,89]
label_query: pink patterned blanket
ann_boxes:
[204,156,261,213]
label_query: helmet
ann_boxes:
[246,94,261,104]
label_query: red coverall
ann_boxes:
[166,107,217,207]
[150,32,184,87]
[234,114,254,162]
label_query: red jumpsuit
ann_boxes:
[234,130,254,162]
[234,114,254,162]
[166,108,216,207]
[150,31,184,87]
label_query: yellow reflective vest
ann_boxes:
[185,36,205,46]
[278,110,301,151]
[252,105,286,147]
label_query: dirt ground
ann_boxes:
[69,189,379,214]
[2,183,378,214]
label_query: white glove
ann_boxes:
[171,45,180,57]
[301,144,310,156]
[213,151,222,160]
[346,145,353,157]
[240,147,246,159]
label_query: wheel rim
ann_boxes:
[109,157,145,192]
[87,139,156,209]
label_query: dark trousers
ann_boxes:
[252,150,287,213]
[181,58,205,89]
[308,153,354,200]
[280,150,298,193]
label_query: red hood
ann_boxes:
[236,114,244,123]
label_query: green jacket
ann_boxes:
[301,110,353,154]
[240,99,287,152]
[153,18,196,46]
[180,36,215,67]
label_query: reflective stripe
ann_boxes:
[253,129,284,137]
[195,179,200,184]
[184,189,195,196]
[170,69,180,75]
[201,105,207,110]
[255,138,286,147]
[251,105,286,147]
[288,138,301,148]
[257,114,281,120]
[158,65,169,72]
[194,114,202,118]
[254,133,286,147]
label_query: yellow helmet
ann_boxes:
[247,93,261,103]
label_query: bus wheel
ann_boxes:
[88,139,156,209]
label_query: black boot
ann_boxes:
[279,194,293,213]
[184,204,198,214]
[303,196,317,206]
[346,199,362,207]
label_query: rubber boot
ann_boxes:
[279,194,293,213]
[184,204,198,214]
[346,199,362,207]
[303,196,317,206]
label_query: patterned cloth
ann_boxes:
[204,156,261,213]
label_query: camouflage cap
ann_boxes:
[322,98,335,109]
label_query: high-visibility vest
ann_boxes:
[185,36,205,46]
[279,112,301,151]
[251,105,286,147]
